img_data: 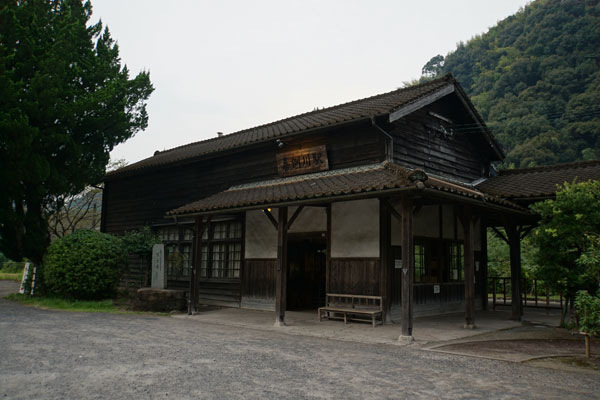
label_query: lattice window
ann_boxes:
[156,224,193,280]
[449,242,464,282]
[199,219,243,280]
[414,244,426,283]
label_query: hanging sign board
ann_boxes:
[276,145,329,177]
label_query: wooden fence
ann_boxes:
[488,277,563,310]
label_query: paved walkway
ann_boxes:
[174,306,559,348]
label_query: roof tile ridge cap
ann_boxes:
[226,162,385,192]
[140,76,458,161]
[224,75,456,135]
[427,175,485,197]
[498,160,600,176]
[382,161,428,185]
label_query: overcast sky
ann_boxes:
[90,0,530,165]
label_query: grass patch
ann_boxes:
[4,293,168,316]
[0,272,22,281]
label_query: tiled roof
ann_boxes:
[477,160,600,199]
[108,74,458,178]
[168,162,523,215]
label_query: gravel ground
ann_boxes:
[1,299,599,400]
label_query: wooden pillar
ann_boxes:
[379,199,392,323]
[274,207,288,326]
[400,197,414,340]
[187,218,197,315]
[463,206,475,328]
[326,204,331,294]
[480,216,488,311]
[505,223,523,321]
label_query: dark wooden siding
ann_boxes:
[119,254,150,292]
[328,258,380,296]
[390,109,486,182]
[242,259,276,299]
[196,280,241,307]
[103,121,385,235]
[241,258,276,310]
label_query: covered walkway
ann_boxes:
[174,306,560,348]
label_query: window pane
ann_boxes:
[166,244,183,278]
[212,243,226,278]
[212,222,227,240]
[227,242,241,278]
[181,244,191,277]
[229,221,242,239]
[200,245,208,278]
[414,244,425,283]
[183,228,193,241]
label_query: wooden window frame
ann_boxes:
[447,241,464,282]
[200,218,243,281]
[157,224,194,281]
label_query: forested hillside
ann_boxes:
[424,0,599,168]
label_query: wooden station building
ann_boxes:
[102,74,600,337]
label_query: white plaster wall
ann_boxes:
[245,210,277,259]
[390,203,481,248]
[288,206,326,233]
[331,199,379,257]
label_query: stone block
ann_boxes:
[134,288,186,312]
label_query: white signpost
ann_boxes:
[18,262,35,295]
[151,244,166,289]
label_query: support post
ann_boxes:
[379,199,392,323]
[399,197,414,341]
[463,206,475,328]
[326,204,331,295]
[480,217,488,311]
[505,222,523,321]
[274,207,288,326]
[188,217,200,315]
[189,216,209,315]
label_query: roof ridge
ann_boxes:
[227,162,389,191]
[151,74,455,158]
[498,160,600,176]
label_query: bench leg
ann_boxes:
[372,315,375,327]
[344,312,347,324]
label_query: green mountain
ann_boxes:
[424,0,600,168]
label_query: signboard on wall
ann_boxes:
[276,145,329,177]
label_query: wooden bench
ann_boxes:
[318,294,383,327]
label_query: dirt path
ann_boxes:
[0,280,20,297]
[1,299,599,399]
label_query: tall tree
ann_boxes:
[423,0,600,168]
[0,1,153,264]
[531,180,600,325]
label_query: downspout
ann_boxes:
[371,117,394,162]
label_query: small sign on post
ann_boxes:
[151,244,165,289]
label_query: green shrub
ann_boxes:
[43,230,127,300]
[575,290,600,336]
[1,260,26,273]
[121,226,160,255]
